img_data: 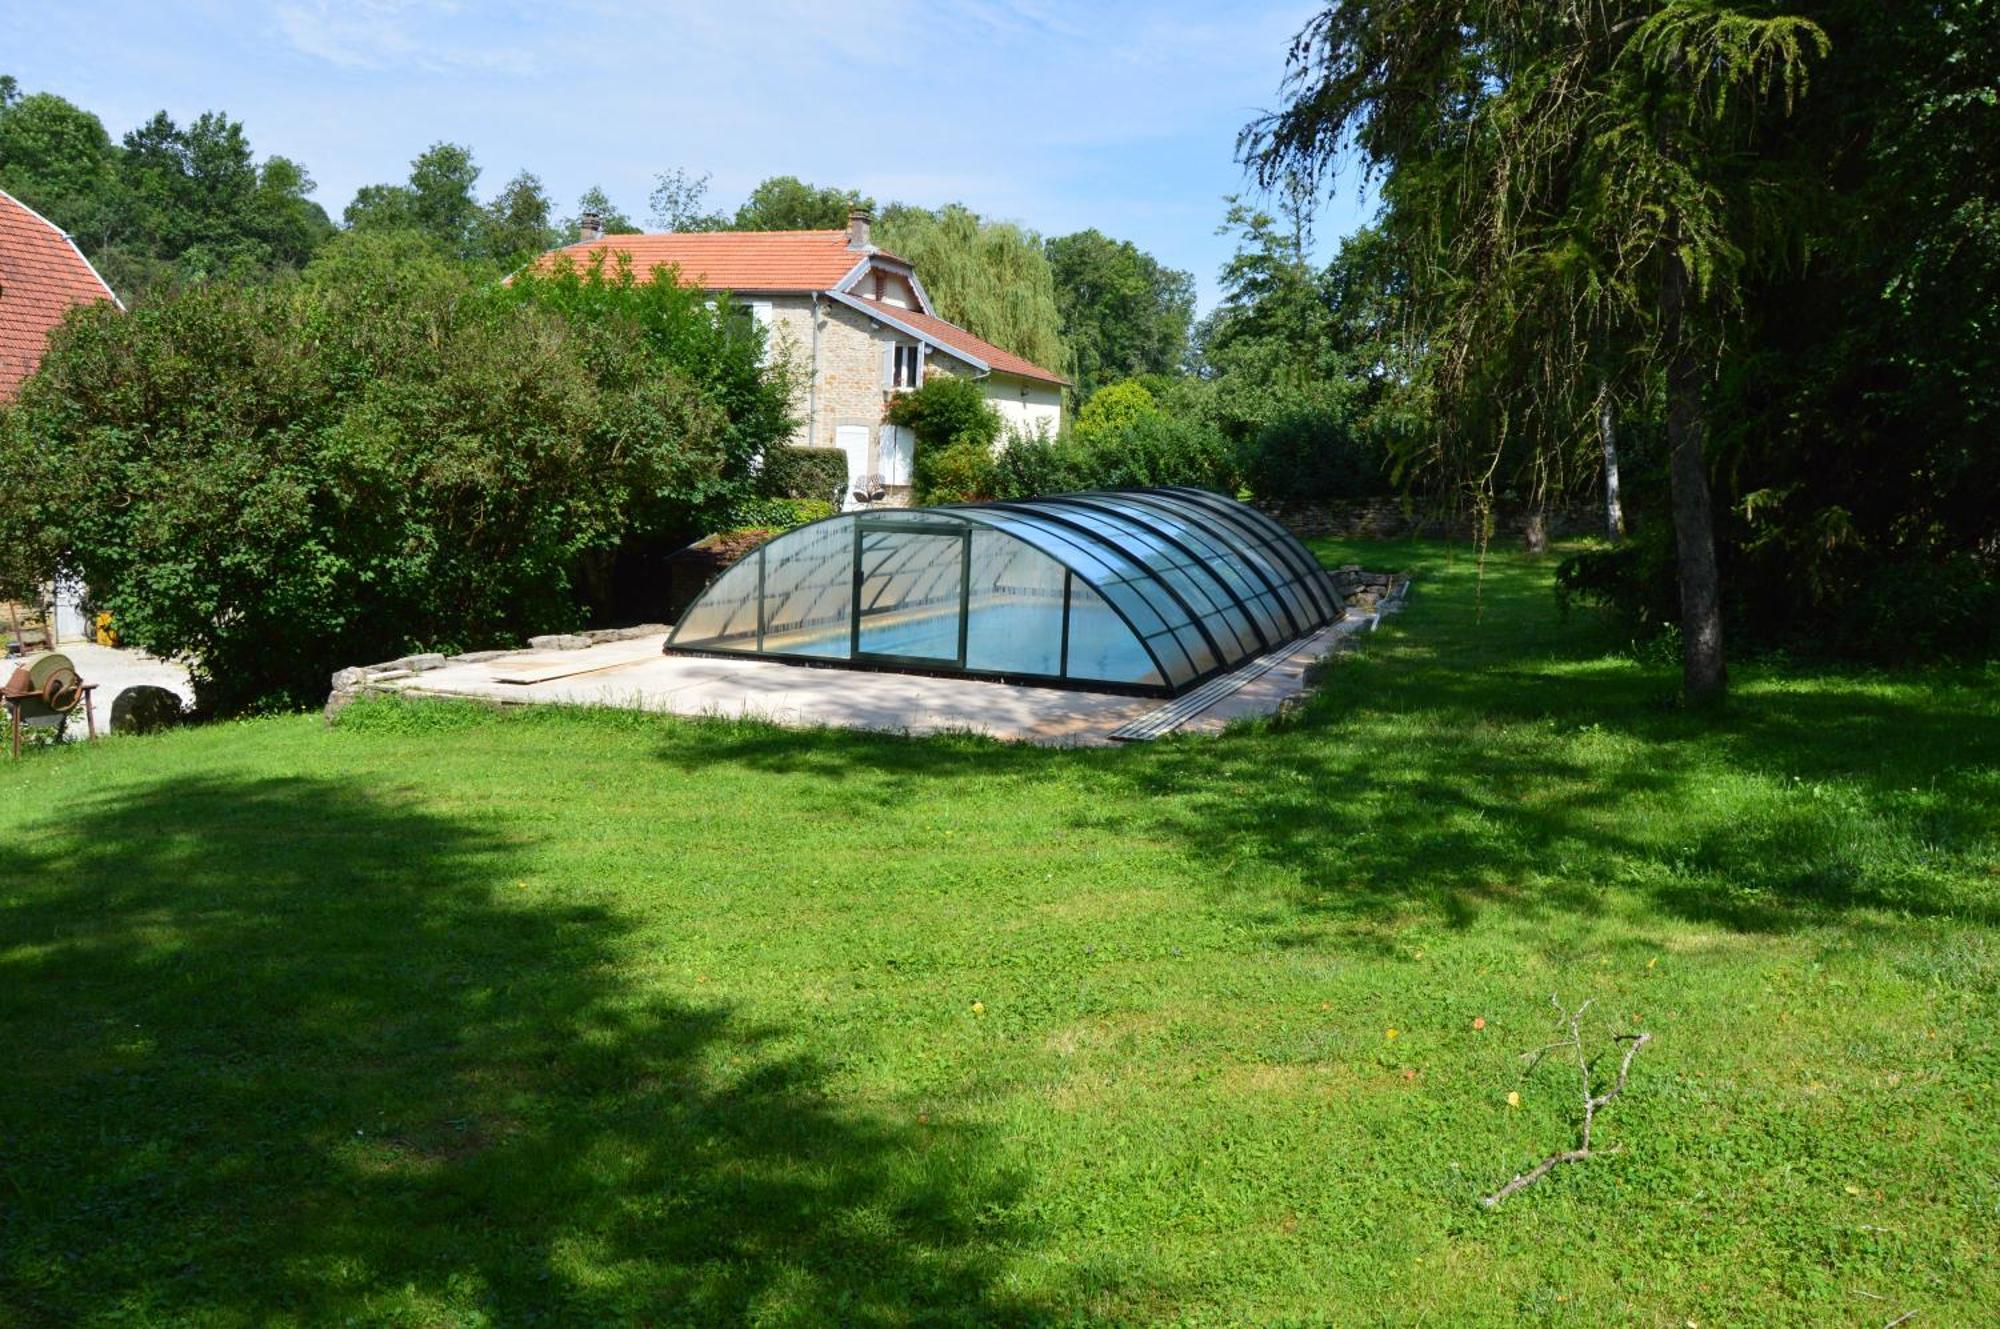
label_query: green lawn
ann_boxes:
[3,539,1996,1326]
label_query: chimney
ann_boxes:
[847,207,873,251]
[578,210,604,244]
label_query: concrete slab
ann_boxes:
[357,611,1385,747]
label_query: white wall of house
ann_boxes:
[984,373,1064,441]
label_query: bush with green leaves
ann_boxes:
[1075,411,1237,492]
[991,423,1084,499]
[1071,379,1161,447]
[884,375,1003,503]
[723,497,835,534]
[991,402,1237,500]
[755,445,848,503]
[1238,402,1392,502]
[0,251,791,713]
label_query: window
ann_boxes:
[892,343,923,390]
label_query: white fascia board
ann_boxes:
[834,254,935,317]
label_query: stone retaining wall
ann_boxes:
[1256,497,1595,542]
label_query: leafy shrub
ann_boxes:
[1071,379,1159,446]
[992,423,1084,499]
[756,445,848,502]
[1239,403,1392,502]
[885,375,1002,503]
[724,496,834,533]
[0,255,791,713]
[992,407,1236,499]
[1075,411,1237,492]
[915,442,999,505]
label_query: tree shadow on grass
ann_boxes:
[640,586,1998,946]
[0,775,1057,1325]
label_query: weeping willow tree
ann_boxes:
[1246,2,1829,703]
[875,203,1072,379]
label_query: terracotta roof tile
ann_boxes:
[0,190,118,400]
[531,229,880,292]
[863,300,1069,386]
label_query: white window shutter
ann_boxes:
[881,343,895,389]
[915,344,927,386]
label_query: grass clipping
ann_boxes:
[1482,995,1653,1209]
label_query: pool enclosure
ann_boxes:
[667,487,1344,697]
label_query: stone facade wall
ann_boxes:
[1256,497,1597,543]
[764,293,1063,508]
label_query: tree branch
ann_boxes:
[1480,995,1652,1208]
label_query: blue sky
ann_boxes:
[11,1,1375,309]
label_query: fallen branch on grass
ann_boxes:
[1480,995,1653,1208]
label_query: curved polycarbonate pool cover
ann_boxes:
[667,487,1345,696]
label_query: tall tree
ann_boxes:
[646,168,725,232]
[733,175,873,231]
[874,203,1069,377]
[1045,228,1194,400]
[566,185,639,241]
[406,142,481,255]
[478,169,557,263]
[0,89,119,244]
[1246,3,1830,703]
[346,142,482,257]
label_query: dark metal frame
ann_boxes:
[665,487,1343,699]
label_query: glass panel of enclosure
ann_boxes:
[1093,492,1302,639]
[672,555,760,649]
[1063,580,1162,686]
[855,527,964,661]
[963,530,1066,677]
[760,517,853,656]
[1033,499,1262,665]
[669,490,1337,696]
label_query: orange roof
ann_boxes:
[534,229,879,291]
[0,190,118,400]
[859,300,1069,386]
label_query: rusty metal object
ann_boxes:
[4,652,98,757]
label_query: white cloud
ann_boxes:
[275,1,538,75]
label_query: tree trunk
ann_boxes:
[1522,504,1549,554]
[1661,251,1727,704]
[1598,378,1626,543]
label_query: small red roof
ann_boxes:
[864,300,1069,387]
[535,229,880,292]
[0,189,118,400]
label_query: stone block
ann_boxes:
[528,633,591,651]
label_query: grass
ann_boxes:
[2,537,1996,1326]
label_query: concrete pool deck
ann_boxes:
[336,607,1397,747]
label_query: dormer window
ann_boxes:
[892,343,924,390]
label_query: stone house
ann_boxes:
[535,210,1067,505]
